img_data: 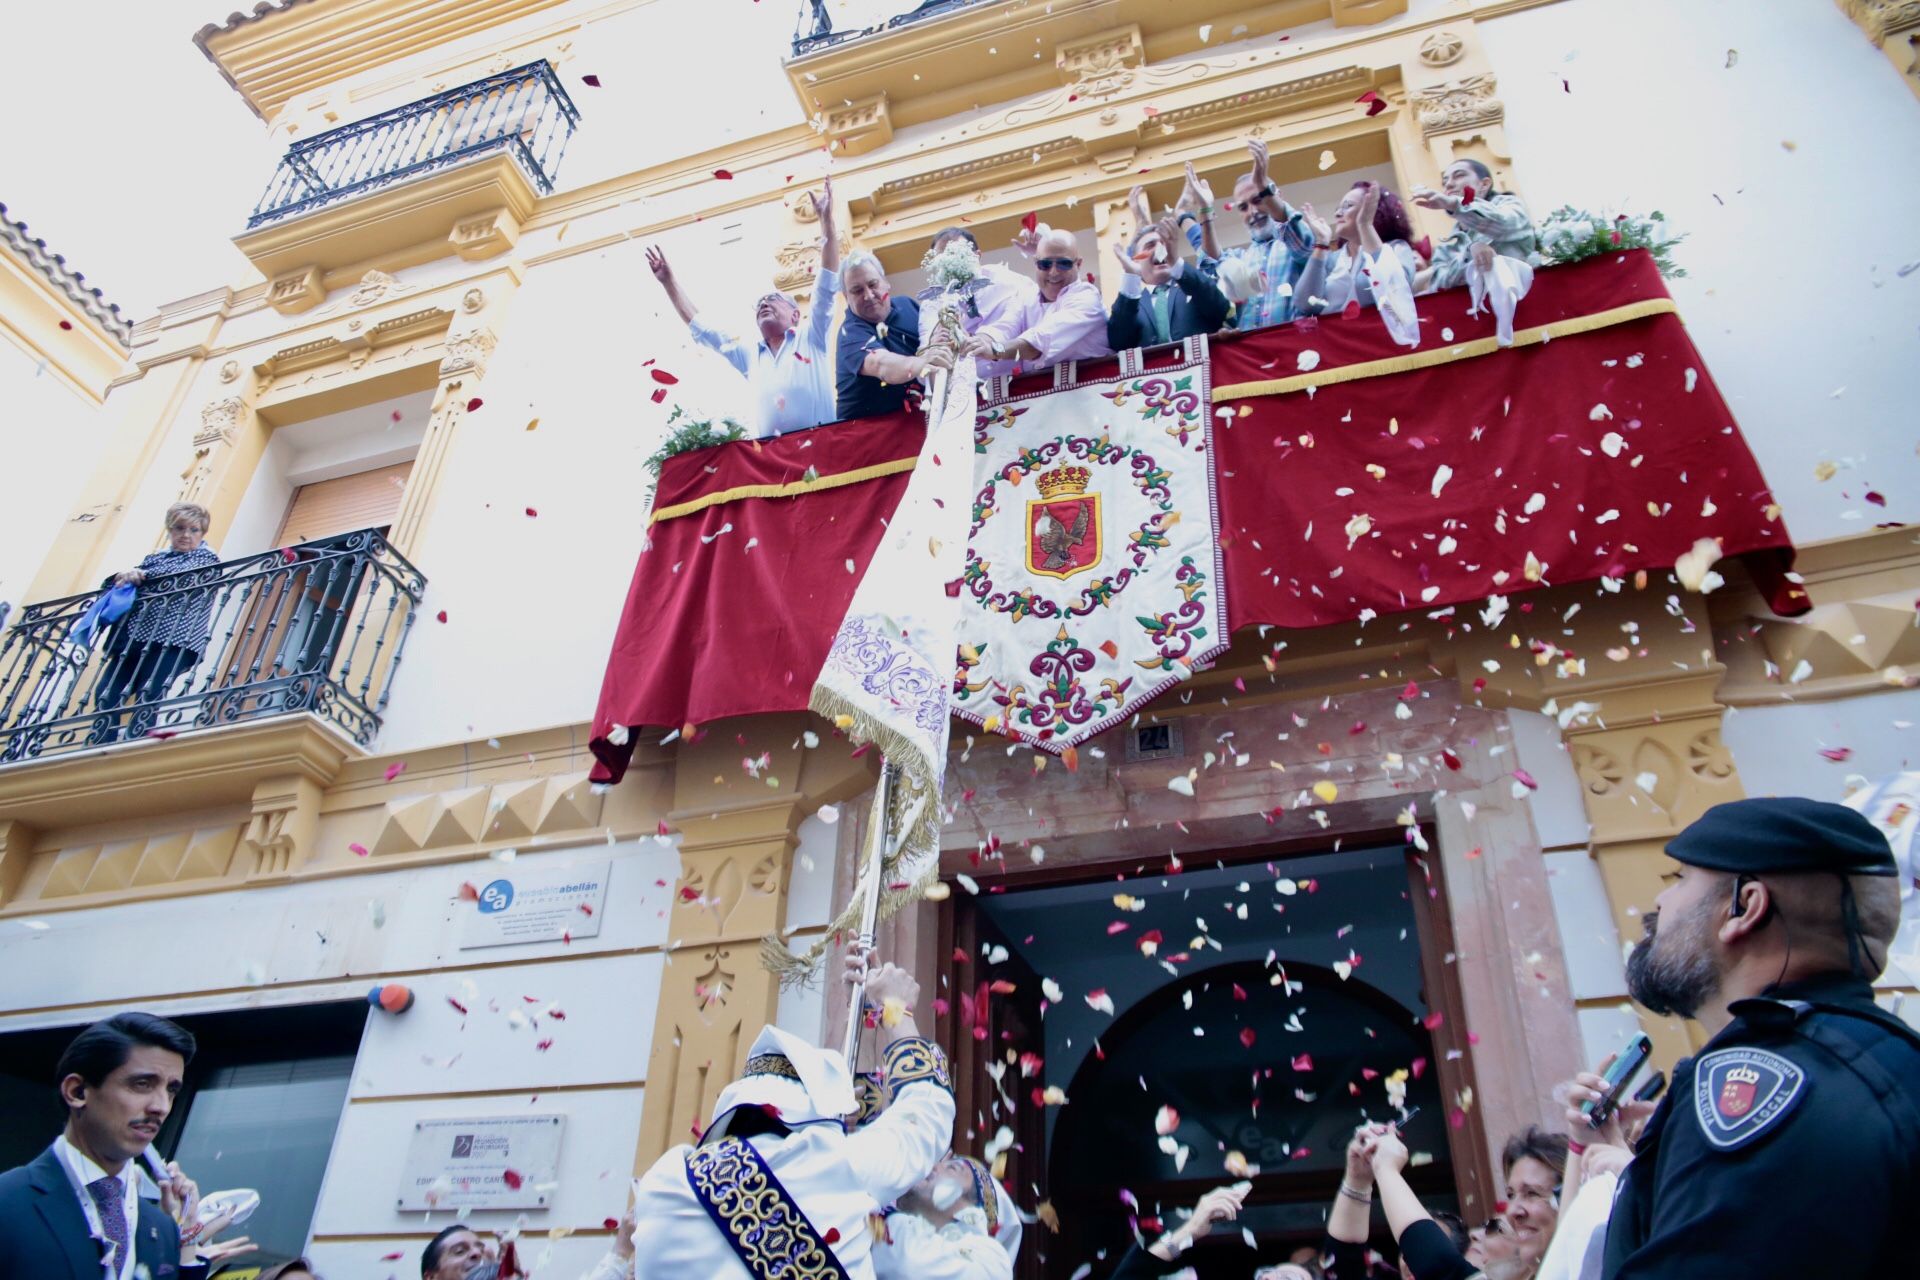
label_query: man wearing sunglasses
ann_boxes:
[965,227,1111,374]
[647,178,841,439]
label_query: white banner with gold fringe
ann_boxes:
[954,346,1229,755]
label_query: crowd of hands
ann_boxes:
[1149,1050,1656,1273]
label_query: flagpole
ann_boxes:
[841,759,893,1068]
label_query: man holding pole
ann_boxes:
[628,956,953,1280]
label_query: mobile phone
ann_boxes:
[1632,1070,1667,1104]
[1581,1032,1652,1126]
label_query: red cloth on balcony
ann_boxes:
[589,252,1799,784]
[1207,251,1799,629]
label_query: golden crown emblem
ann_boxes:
[1725,1066,1761,1086]
[1036,465,1091,499]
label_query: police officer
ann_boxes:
[1588,796,1920,1278]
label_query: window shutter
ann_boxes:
[274,461,412,546]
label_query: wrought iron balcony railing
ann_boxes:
[247,61,580,228]
[0,529,425,765]
[791,0,999,58]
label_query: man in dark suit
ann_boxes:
[1106,216,1231,351]
[0,1012,213,1280]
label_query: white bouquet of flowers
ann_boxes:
[921,237,983,291]
[1536,206,1687,278]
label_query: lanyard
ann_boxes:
[53,1138,139,1280]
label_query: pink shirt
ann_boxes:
[980,278,1112,373]
[956,266,1037,379]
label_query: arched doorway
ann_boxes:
[1050,959,1454,1276]
[939,838,1485,1279]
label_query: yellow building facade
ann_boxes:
[3,1,1918,1276]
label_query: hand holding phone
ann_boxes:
[1580,1033,1652,1128]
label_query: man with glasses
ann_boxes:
[646,179,841,439]
[965,226,1110,374]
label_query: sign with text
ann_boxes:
[397,1114,566,1211]
[459,861,610,949]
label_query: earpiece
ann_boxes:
[1729,874,1751,918]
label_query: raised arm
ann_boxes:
[842,959,956,1206]
[647,245,699,326]
[806,178,841,352]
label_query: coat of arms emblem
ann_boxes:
[1026,466,1102,581]
[1717,1064,1760,1118]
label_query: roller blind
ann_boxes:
[274,461,412,545]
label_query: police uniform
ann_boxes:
[629,1024,955,1280]
[1601,798,1920,1279]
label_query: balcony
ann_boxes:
[0,529,425,768]
[234,61,581,310]
[783,0,1407,153]
[791,0,997,57]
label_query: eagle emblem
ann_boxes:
[1026,466,1102,581]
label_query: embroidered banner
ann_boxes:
[956,350,1228,753]
[685,1136,853,1280]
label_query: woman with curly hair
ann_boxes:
[1293,181,1423,346]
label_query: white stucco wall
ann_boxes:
[0,340,108,610]
[1478,0,1920,545]
[1,837,680,1279]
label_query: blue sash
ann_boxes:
[684,1135,852,1280]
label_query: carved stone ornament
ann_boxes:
[196,397,246,449]
[1418,30,1466,67]
[1417,74,1503,136]
[438,327,498,378]
[217,359,242,383]
[1845,0,1920,39]
[772,241,823,294]
[349,269,406,308]
[1056,27,1145,100]
[461,287,486,313]
[789,190,822,224]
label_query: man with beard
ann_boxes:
[1200,138,1316,331]
[1599,796,1918,1279]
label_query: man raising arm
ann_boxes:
[646,177,842,438]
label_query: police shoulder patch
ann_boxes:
[1693,1046,1806,1151]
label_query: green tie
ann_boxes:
[1148,285,1172,344]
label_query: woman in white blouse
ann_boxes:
[1290,181,1422,347]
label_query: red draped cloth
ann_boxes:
[590,252,1799,783]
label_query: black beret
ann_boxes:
[1666,797,1896,877]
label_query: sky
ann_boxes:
[0,1,938,323]
[3,3,304,322]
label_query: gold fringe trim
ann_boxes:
[650,456,920,525]
[760,685,945,987]
[1212,298,1679,401]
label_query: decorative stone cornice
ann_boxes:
[1838,0,1920,98]
[1417,73,1503,136]
[1843,0,1920,39]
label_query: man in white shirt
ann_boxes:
[0,1013,232,1280]
[966,226,1111,374]
[647,178,842,439]
[628,961,954,1280]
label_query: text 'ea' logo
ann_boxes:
[479,878,514,914]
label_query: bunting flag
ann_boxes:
[953,346,1229,752]
[764,337,978,982]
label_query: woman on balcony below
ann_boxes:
[1410,159,1539,294]
[93,502,221,737]
[1291,181,1422,347]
